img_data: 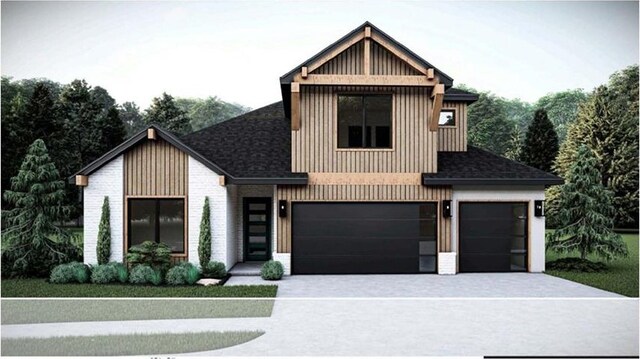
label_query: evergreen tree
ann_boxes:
[119,101,146,137]
[547,145,628,261]
[97,197,111,265]
[519,109,559,172]
[536,89,588,143]
[144,93,192,135]
[1,139,81,277]
[467,92,515,156]
[198,197,212,268]
[97,107,126,154]
[504,124,523,161]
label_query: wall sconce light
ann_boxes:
[534,200,544,217]
[442,200,452,218]
[279,200,287,218]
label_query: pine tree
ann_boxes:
[547,145,628,261]
[504,124,523,161]
[120,102,146,137]
[145,93,192,135]
[97,197,111,265]
[97,107,126,154]
[198,197,212,268]
[1,139,81,277]
[519,109,559,172]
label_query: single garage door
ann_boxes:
[292,202,437,274]
[459,202,528,272]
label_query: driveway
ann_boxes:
[226,273,623,297]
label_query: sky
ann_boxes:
[2,1,638,110]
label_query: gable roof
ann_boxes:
[422,146,563,186]
[279,21,455,118]
[444,88,479,103]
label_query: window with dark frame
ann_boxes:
[338,94,392,148]
[128,198,185,253]
[438,109,456,126]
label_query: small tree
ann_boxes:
[1,139,80,277]
[144,93,192,135]
[198,197,212,267]
[97,196,111,264]
[519,109,559,173]
[547,145,628,261]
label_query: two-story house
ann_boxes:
[72,22,562,275]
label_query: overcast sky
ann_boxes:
[2,1,638,109]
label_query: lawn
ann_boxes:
[1,331,264,356]
[545,233,639,297]
[1,278,277,298]
[2,299,274,324]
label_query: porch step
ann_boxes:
[229,262,264,276]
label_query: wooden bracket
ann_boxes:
[364,26,371,38]
[427,68,435,80]
[430,84,445,131]
[147,128,156,140]
[218,175,226,186]
[75,175,88,187]
[301,66,308,79]
[291,82,301,131]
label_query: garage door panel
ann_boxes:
[293,255,418,274]
[460,236,512,254]
[294,236,427,256]
[294,219,436,238]
[459,254,511,273]
[295,203,436,220]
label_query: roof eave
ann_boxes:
[443,94,479,104]
[421,175,564,187]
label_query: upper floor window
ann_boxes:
[438,109,456,127]
[337,95,392,148]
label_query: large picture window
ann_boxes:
[128,198,185,253]
[338,95,392,148]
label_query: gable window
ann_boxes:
[338,95,392,148]
[438,109,456,126]
[128,198,185,253]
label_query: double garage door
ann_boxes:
[291,202,528,274]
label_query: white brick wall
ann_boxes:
[437,252,456,275]
[83,156,124,264]
[451,186,547,273]
[272,252,291,275]
[188,157,231,269]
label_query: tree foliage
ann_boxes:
[97,196,111,265]
[198,197,212,268]
[119,101,145,137]
[144,93,192,135]
[176,96,250,131]
[535,89,588,143]
[467,91,515,156]
[547,145,628,261]
[1,139,81,277]
[519,109,559,172]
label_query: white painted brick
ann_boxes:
[272,252,291,275]
[83,156,124,264]
[437,252,456,275]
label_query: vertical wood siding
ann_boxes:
[124,139,188,196]
[370,41,421,75]
[313,40,364,75]
[276,185,452,253]
[437,101,468,152]
[292,85,436,173]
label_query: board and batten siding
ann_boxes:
[437,101,468,152]
[370,40,421,76]
[292,86,437,173]
[124,138,188,196]
[276,185,452,254]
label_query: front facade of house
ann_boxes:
[74,22,562,275]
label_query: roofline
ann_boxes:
[421,174,564,186]
[443,93,479,103]
[68,125,232,183]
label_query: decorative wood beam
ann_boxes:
[430,84,445,132]
[364,26,371,38]
[147,128,156,140]
[306,31,366,73]
[75,175,88,187]
[301,66,308,79]
[308,172,421,185]
[297,74,437,86]
[291,82,301,131]
[218,175,226,186]
[370,32,428,75]
[427,68,435,80]
[363,35,371,75]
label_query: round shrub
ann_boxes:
[260,260,284,281]
[90,264,118,284]
[109,262,129,283]
[202,261,227,279]
[50,262,90,284]
[546,257,607,272]
[129,265,159,285]
[166,262,200,285]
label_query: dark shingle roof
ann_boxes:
[422,146,563,186]
[444,88,478,103]
[181,102,306,182]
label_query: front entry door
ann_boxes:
[243,198,272,261]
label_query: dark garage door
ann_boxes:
[459,202,528,272]
[292,203,437,274]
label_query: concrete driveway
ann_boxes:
[226,273,623,297]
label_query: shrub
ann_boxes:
[198,197,211,267]
[110,262,129,283]
[97,197,111,265]
[91,264,118,284]
[125,241,171,272]
[166,262,201,285]
[546,258,607,272]
[129,265,160,285]
[260,260,284,281]
[202,261,227,279]
[50,262,90,284]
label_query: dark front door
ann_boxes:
[243,198,272,261]
[291,202,438,274]
[459,202,528,272]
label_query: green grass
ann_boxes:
[1,278,277,298]
[1,331,264,356]
[546,233,639,297]
[1,299,274,324]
